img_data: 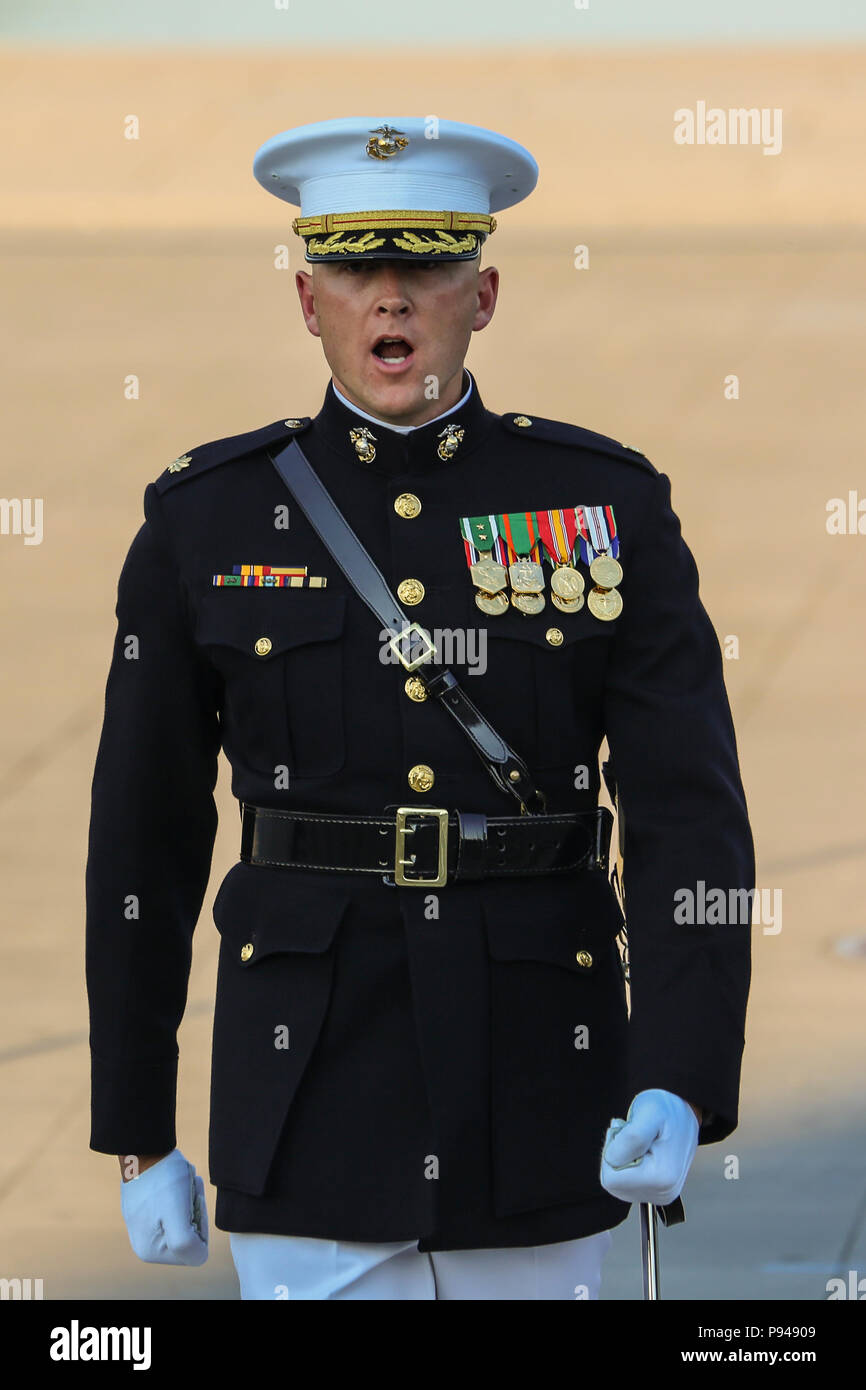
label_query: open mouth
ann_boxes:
[371,335,415,370]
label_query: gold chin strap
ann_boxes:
[292,209,497,237]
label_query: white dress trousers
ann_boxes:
[229,1229,614,1300]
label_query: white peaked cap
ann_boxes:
[252,116,538,261]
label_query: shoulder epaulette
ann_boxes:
[155,416,312,494]
[500,412,657,475]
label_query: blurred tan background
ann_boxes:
[1,41,865,1299]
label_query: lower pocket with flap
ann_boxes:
[483,871,629,1217]
[208,862,352,1192]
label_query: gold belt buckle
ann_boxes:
[394,807,449,887]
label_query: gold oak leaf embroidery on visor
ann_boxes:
[306,231,388,256]
[392,231,477,255]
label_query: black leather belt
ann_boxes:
[240,803,612,886]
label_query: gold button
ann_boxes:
[404,677,427,702]
[513,415,532,428]
[575,950,593,969]
[407,764,435,792]
[254,637,273,657]
[394,492,422,519]
[546,627,564,646]
[397,578,425,606]
[284,418,303,429]
[240,943,254,962]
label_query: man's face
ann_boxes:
[295,255,499,425]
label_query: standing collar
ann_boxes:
[331,371,474,435]
[309,368,495,475]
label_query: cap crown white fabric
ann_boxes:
[253,117,538,216]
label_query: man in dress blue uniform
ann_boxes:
[85,117,754,1299]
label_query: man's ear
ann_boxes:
[295,269,321,338]
[473,264,499,332]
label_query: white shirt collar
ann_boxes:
[332,371,474,435]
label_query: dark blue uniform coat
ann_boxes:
[85,373,754,1250]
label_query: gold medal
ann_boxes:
[512,590,546,615]
[475,589,509,616]
[461,516,513,612]
[508,559,545,593]
[470,555,508,593]
[552,591,585,614]
[589,554,623,589]
[588,587,623,621]
[550,565,585,601]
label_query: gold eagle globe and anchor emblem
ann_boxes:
[436,424,465,461]
[349,426,378,463]
[365,125,409,159]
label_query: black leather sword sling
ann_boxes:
[271,437,546,815]
[234,436,611,886]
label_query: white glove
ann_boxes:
[120,1148,208,1265]
[599,1088,699,1206]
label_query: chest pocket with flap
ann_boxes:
[194,589,347,778]
[464,593,619,771]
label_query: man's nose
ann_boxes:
[374,265,411,313]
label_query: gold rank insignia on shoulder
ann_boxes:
[459,505,623,621]
[212,564,327,588]
[168,454,192,473]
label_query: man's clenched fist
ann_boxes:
[120,1149,208,1265]
[600,1089,699,1206]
